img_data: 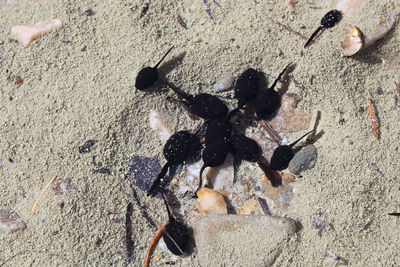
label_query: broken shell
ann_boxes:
[0,209,26,234]
[196,187,228,214]
[336,0,367,18]
[149,109,177,142]
[206,153,235,194]
[341,24,363,56]
[11,19,63,47]
[337,0,400,56]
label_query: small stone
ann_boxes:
[0,209,26,234]
[194,215,298,267]
[288,144,317,175]
[213,77,235,92]
[197,187,228,214]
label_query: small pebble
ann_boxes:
[0,159,3,167]
[0,209,26,234]
[213,77,235,92]
[197,187,228,214]
[288,144,318,175]
[15,76,23,85]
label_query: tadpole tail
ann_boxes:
[194,164,207,198]
[161,191,173,220]
[147,162,170,197]
[257,158,282,187]
[269,63,292,91]
[154,46,174,69]
[164,81,192,101]
[304,26,323,48]
[289,130,315,148]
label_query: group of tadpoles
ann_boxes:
[134,8,343,261]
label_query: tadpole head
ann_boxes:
[163,131,202,164]
[229,134,261,162]
[234,68,260,108]
[188,93,228,120]
[202,138,231,167]
[135,67,158,90]
[205,118,232,145]
[251,90,281,120]
[163,219,189,255]
[321,10,342,29]
[270,145,294,171]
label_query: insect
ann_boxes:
[135,46,174,90]
[148,130,202,196]
[304,10,342,47]
[229,134,281,186]
[161,192,189,255]
[249,63,291,120]
[270,130,314,171]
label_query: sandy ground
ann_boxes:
[1,0,400,266]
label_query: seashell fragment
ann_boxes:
[0,209,26,234]
[341,25,363,56]
[11,19,63,47]
[196,187,228,214]
[336,0,367,18]
[269,93,312,133]
[149,109,177,142]
[206,153,235,194]
[337,0,400,56]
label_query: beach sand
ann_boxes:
[1,0,400,266]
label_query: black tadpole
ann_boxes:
[161,192,189,256]
[229,134,281,187]
[135,46,174,90]
[148,131,202,197]
[270,130,314,171]
[304,10,342,48]
[195,138,231,195]
[250,63,291,120]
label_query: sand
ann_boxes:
[1,0,400,266]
